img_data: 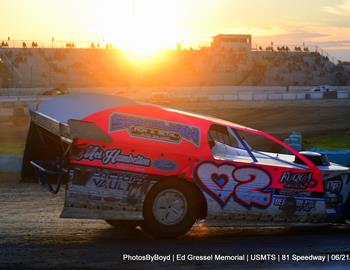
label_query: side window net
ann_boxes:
[208,124,238,147]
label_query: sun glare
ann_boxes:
[92,0,183,62]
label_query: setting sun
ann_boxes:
[89,0,184,59]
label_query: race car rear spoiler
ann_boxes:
[30,110,71,141]
[22,111,112,182]
[30,110,112,143]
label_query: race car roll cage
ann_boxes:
[216,126,310,170]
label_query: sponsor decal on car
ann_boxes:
[71,169,152,206]
[325,177,344,208]
[153,159,177,171]
[273,196,317,212]
[279,171,317,190]
[109,112,201,146]
[130,126,181,144]
[87,195,102,201]
[74,145,151,167]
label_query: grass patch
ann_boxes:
[0,141,25,155]
[304,132,350,150]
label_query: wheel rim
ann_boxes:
[152,188,188,225]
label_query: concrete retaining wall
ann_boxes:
[0,155,22,172]
[309,93,324,99]
[338,92,350,99]
[2,86,350,96]
[282,93,297,100]
[223,94,238,101]
[238,94,253,101]
[268,94,283,100]
[253,94,268,101]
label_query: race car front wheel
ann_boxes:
[141,180,200,238]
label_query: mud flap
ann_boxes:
[22,121,69,182]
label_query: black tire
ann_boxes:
[105,220,140,230]
[341,195,350,222]
[141,180,200,238]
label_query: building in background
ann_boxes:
[211,34,252,51]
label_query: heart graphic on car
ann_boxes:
[195,162,236,206]
[211,173,229,188]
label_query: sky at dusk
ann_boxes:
[1,0,350,60]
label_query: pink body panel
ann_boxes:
[70,104,323,194]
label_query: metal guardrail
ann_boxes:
[0,96,51,102]
[0,92,349,106]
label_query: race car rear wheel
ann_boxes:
[141,180,200,238]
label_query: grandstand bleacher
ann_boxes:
[0,35,349,88]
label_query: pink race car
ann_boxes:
[22,94,350,238]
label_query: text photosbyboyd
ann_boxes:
[122,253,335,263]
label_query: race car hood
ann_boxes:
[257,150,350,179]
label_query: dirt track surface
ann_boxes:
[1,174,350,270]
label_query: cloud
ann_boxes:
[253,31,329,45]
[323,0,350,15]
[308,40,350,48]
[326,49,350,61]
[321,0,350,28]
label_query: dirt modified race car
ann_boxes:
[22,94,350,238]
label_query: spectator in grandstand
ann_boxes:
[65,42,75,48]
[266,46,274,51]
